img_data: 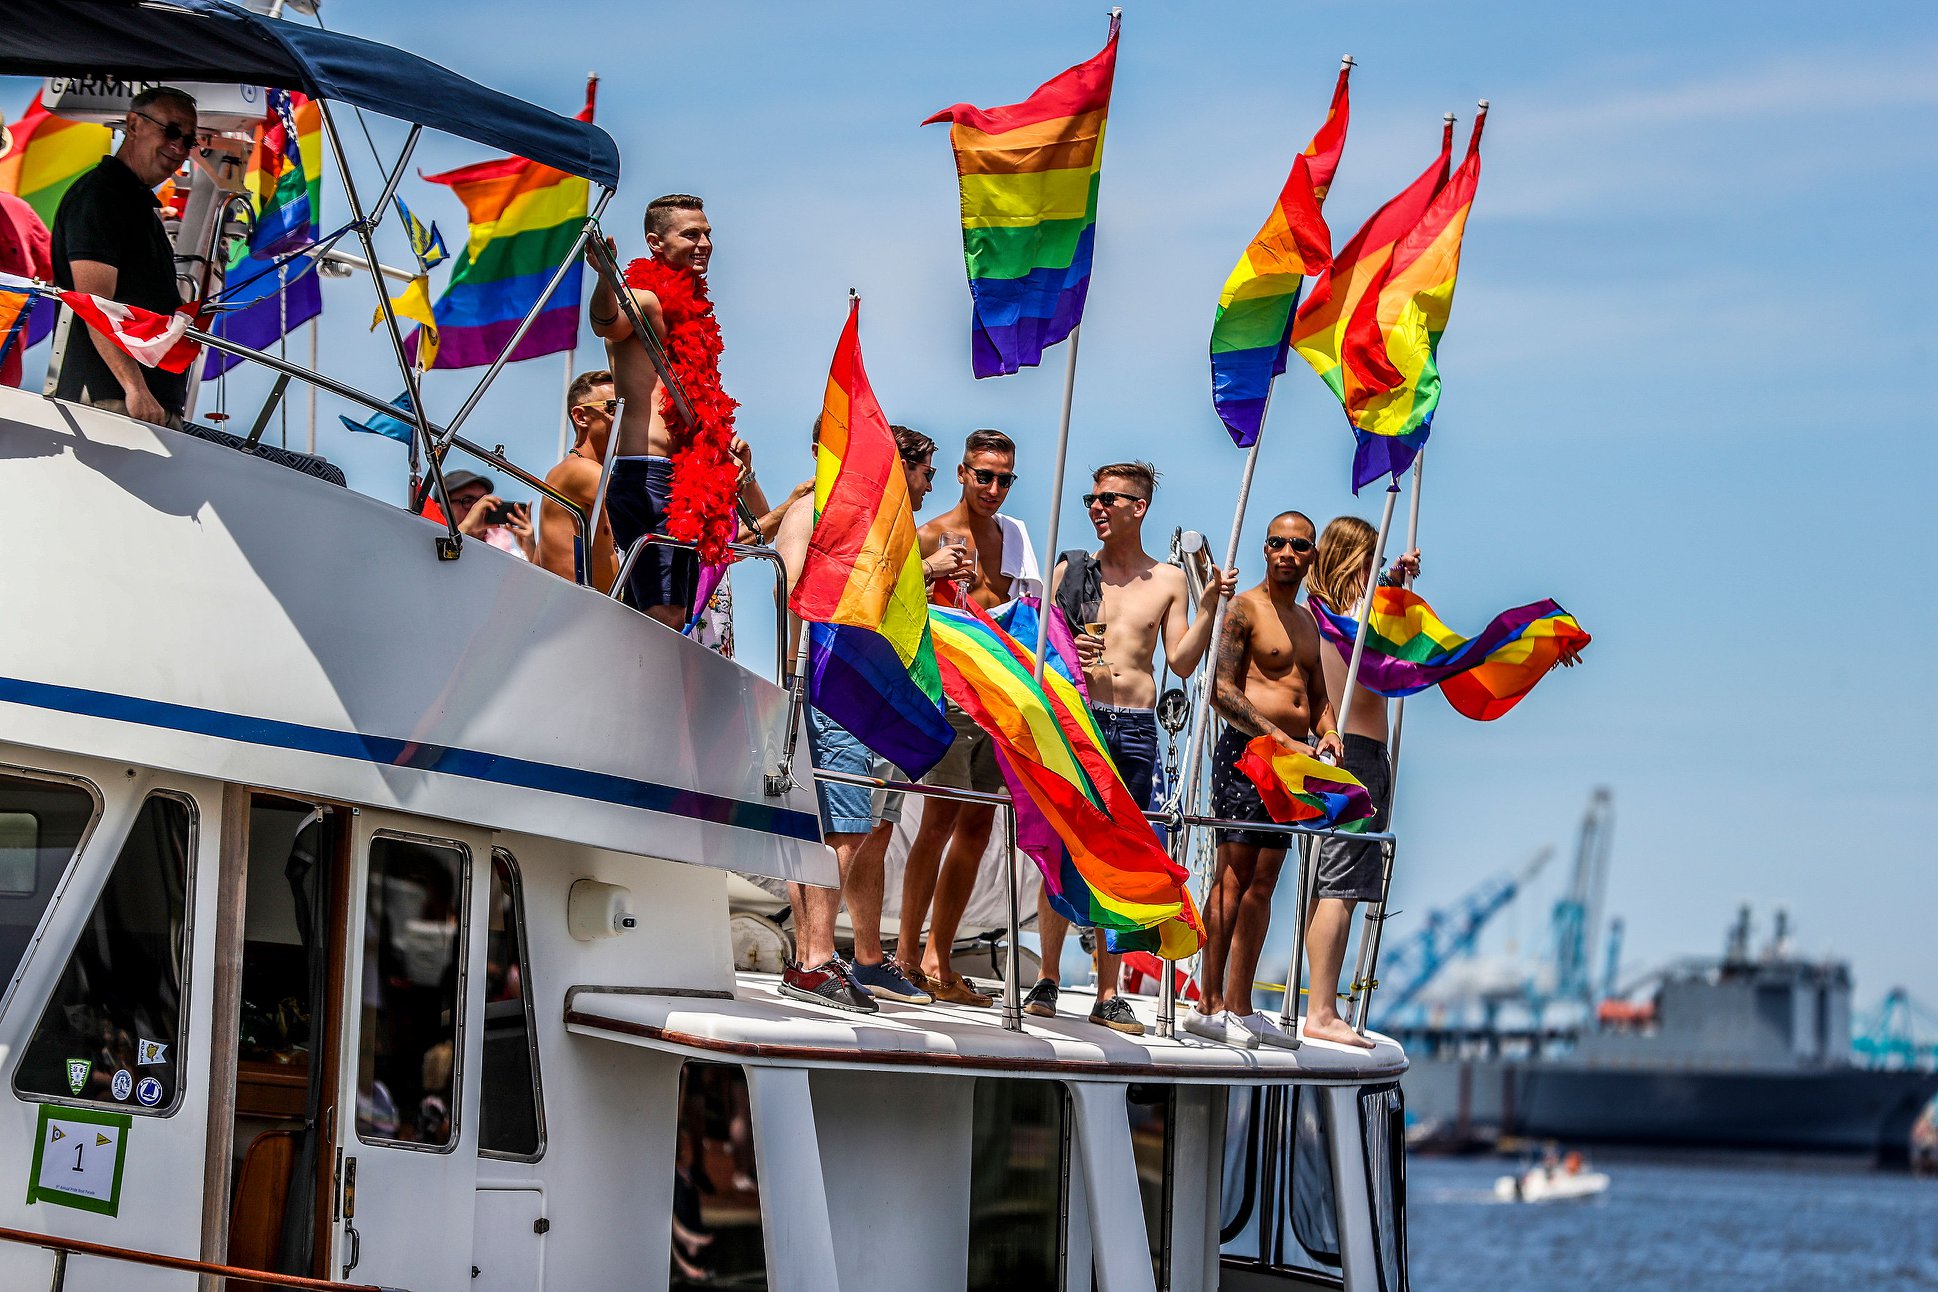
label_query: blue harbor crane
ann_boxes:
[1853,988,1938,1070]
[1371,846,1554,1022]
[1549,786,1614,1007]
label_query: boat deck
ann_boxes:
[564,974,1408,1084]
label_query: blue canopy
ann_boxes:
[0,0,620,188]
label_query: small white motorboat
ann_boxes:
[1494,1152,1611,1203]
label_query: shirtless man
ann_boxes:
[1029,461,1237,1034]
[899,429,1040,1006]
[1188,511,1346,1049]
[536,370,620,590]
[586,194,713,627]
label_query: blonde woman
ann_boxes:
[1299,517,1419,1048]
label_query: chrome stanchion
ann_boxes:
[1350,840,1399,1034]
[1276,835,1315,1047]
[1002,803,1024,1031]
[1155,812,1190,1039]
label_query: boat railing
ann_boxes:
[805,765,1400,1050]
[607,522,790,683]
[0,1223,403,1292]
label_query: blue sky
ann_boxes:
[11,1,1936,1015]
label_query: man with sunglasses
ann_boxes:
[537,370,621,589]
[1189,511,1346,1049]
[1025,461,1237,1034]
[52,87,200,428]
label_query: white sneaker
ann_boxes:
[1241,1011,1301,1049]
[1183,1009,1259,1049]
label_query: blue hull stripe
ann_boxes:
[0,675,821,844]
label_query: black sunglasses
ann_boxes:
[1264,535,1315,553]
[1083,490,1144,508]
[134,110,207,148]
[914,464,937,483]
[967,467,1017,489]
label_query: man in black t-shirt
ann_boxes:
[52,86,198,427]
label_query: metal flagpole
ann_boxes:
[1030,323,1083,683]
[1278,477,1400,1030]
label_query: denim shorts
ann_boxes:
[806,706,903,836]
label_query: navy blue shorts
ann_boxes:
[1093,705,1160,820]
[607,456,698,615]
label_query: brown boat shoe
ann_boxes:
[928,970,994,1008]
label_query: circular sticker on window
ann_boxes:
[135,1077,164,1108]
[110,1070,134,1101]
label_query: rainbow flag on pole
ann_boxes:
[1310,584,1588,721]
[1336,110,1486,488]
[206,91,323,378]
[923,15,1119,379]
[928,598,1204,960]
[415,81,592,370]
[1208,60,1350,447]
[0,91,112,227]
[789,297,951,779]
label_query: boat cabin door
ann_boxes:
[326,812,489,1291]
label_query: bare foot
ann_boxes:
[1299,1013,1375,1049]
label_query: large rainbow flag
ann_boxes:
[415,81,592,370]
[1,91,112,227]
[1292,117,1454,489]
[1311,585,1589,721]
[923,15,1118,379]
[1336,109,1487,488]
[206,90,322,379]
[1208,61,1350,447]
[928,597,1203,960]
[1235,736,1376,832]
[789,298,951,779]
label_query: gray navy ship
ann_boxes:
[1398,906,1938,1160]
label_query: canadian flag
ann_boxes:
[59,293,202,373]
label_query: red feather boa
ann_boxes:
[624,257,739,564]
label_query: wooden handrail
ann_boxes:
[0,1226,400,1292]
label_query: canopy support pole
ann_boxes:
[1031,324,1083,682]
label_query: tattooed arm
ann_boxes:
[1212,596,1297,750]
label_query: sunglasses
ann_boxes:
[912,464,937,483]
[1082,490,1144,509]
[573,398,619,415]
[134,110,207,149]
[1264,535,1315,554]
[966,467,1017,489]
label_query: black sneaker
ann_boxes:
[779,959,879,1014]
[1088,995,1146,1035]
[1022,977,1059,1019]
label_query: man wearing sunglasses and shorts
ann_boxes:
[1189,510,1346,1049]
[52,86,201,428]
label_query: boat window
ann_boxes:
[0,771,98,1005]
[1219,1085,1340,1278]
[479,850,544,1160]
[13,792,195,1114]
[671,1061,768,1287]
[355,835,468,1149]
[1359,1085,1408,1292]
[1127,1084,1174,1289]
[970,1078,1070,1292]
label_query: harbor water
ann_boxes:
[1408,1153,1938,1290]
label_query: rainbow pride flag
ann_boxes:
[416,82,592,370]
[1235,736,1376,832]
[1292,118,1454,488]
[790,298,951,779]
[206,92,323,378]
[1310,585,1589,721]
[0,282,32,369]
[1208,61,1350,447]
[1337,110,1486,487]
[928,597,1203,960]
[0,91,112,227]
[923,16,1118,379]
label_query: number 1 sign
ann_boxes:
[26,1104,131,1216]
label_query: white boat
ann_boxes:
[0,5,1418,1290]
[1493,1157,1610,1203]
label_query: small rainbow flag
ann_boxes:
[790,297,951,779]
[928,597,1203,960]
[1337,109,1487,488]
[1292,117,1454,487]
[0,281,32,369]
[1235,736,1376,832]
[206,91,323,378]
[1208,61,1350,447]
[923,15,1118,379]
[0,91,112,227]
[416,80,593,370]
[1310,585,1589,721]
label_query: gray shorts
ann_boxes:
[923,705,1003,796]
[1314,735,1392,901]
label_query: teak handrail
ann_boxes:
[0,1225,401,1292]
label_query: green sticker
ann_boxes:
[65,1060,88,1095]
[26,1104,131,1217]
